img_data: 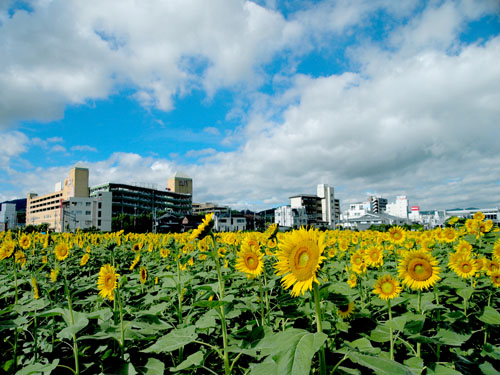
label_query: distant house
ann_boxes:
[213,212,247,232]
[345,212,410,231]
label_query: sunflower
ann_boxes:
[442,227,457,243]
[337,301,355,319]
[347,272,357,288]
[274,227,326,297]
[97,264,119,301]
[484,259,500,275]
[398,250,441,290]
[365,246,384,267]
[264,223,278,239]
[80,253,90,266]
[191,213,214,240]
[388,226,405,244]
[50,268,59,282]
[373,274,402,300]
[491,271,500,288]
[54,242,70,261]
[0,240,16,260]
[350,250,367,274]
[453,257,478,279]
[131,242,143,252]
[493,240,500,261]
[235,244,264,279]
[160,247,170,258]
[42,255,48,264]
[129,254,141,270]
[31,277,40,300]
[455,240,472,255]
[473,211,485,221]
[19,234,31,250]
[139,266,147,284]
[15,250,26,268]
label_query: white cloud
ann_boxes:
[1,1,500,212]
[71,145,98,152]
[0,0,305,127]
[0,131,29,170]
[50,145,66,153]
[203,127,220,136]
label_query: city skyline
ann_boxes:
[1,1,500,212]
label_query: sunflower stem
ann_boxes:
[484,287,493,345]
[313,282,326,375]
[416,290,421,358]
[388,299,394,360]
[212,236,230,375]
[117,288,125,360]
[13,258,18,305]
[64,270,80,375]
[258,281,265,327]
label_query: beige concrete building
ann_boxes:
[26,167,90,231]
[167,172,192,195]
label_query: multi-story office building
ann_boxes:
[167,172,193,195]
[370,196,388,213]
[61,193,112,232]
[26,167,91,231]
[445,207,500,224]
[0,203,17,231]
[275,205,308,228]
[317,184,336,227]
[290,194,323,223]
[386,196,409,219]
[89,182,192,217]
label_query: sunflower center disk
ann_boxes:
[381,281,394,294]
[245,255,258,270]
[105,276,114,288]
[410,260,432,281]
[297,248,310,268]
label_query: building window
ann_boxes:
[86,202,91,206]
[98,211,101,217]
[85,211,91,215]
[98,219,101,226]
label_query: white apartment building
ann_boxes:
[0,203,17,231]
[275,205,308,228]
[344,202,372,220]
[213,213,246,232]
[317,184,337,227]
[386,196,409,219]
[445,208,500,224]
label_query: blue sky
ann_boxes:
[1,0,500,211]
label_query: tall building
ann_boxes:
[167,172,192,195]
[317,184,337,227]
[290,194,323,223]
[275,205,308,228]
[0,203,17,231]
[386,196,409,219]
[370,196,388,213]
[26,166,91,231]
[90,182,192,217]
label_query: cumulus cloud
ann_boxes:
[71,145,97,152]
[0,131,29,170]
[0,0,304,127]
[1,0,500,212]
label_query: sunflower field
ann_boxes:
[1,213,500,375]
